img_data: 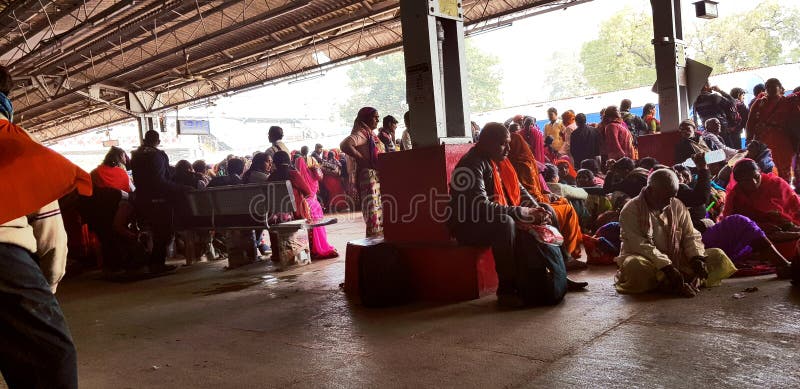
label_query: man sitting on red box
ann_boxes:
[448,123,587,308]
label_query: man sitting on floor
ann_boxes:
[448,122,586,308]
[615,169,736,297]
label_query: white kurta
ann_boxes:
[613,194,737,294]
[617,195,704,271]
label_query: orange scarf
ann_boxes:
[0,120,92,224]
[491,158,522,206]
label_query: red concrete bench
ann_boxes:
[344,238,497,303]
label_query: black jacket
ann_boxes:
[448,148,538,229]
[674,135,710,165]
[695,91,735,129]
[569,124,601,165]
[130,145,177,199]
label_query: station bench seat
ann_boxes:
[176,181,336,266]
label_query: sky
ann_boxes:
[52,0,766,164]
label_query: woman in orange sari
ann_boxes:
[509,132,584,259]
[746,78,798,182]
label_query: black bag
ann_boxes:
[514,232,567,306]
[358,242,411,307]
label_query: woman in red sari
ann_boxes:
[321,150,349,212]
[723,158,800,261]
[746,78,798,182]
[295,153,338,259]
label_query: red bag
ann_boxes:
[517,223,564,246]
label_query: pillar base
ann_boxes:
[344,238,497,303]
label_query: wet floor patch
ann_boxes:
[194,274,305,296]
[194,280,262,296]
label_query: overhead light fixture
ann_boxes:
[694,1,718,19]
[288,72,325,84]
[466,22,512,37]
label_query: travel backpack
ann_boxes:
[724,100,742,130]
[513,232,568,306]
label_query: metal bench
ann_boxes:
[177,181,336,267]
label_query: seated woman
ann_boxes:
[580,159,604,185]
[554,159,577,186]
[173,159,204,189]
[660,156,790,277]
[242,152,271,184]
[543,164,587,201]
[544,135,561,163]
[576,169,611,231]
[508,132,585,261]
[720,158,797,275]
[294,153,338,260]
[268,151,311,220]
[91,146,132,193]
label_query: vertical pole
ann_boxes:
[650,0,689,132]
[440,18,470,138]
[399,0,470,147]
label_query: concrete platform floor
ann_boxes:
[19,213,800,388]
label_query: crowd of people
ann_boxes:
[446,80,800,305]
[4,52,800,386]
[85,125,366,277]
[336,80,800,307]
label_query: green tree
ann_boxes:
[544,50,593,100]
[579,7,655,93]
[339,41,503,123]
[686,0,800,74]
[339,52,407,124]
[465,42,503,113]
[578,1,800,94]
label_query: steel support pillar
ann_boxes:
[650,0,689,132]
[400,0,470,147]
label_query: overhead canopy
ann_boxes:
[0,0,582,142]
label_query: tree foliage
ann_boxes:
[576,1,800,94]
[578,7,656,93]
[465,42,503,113]
[544,50,593,100]
[339,41,503,123]
[339,52,407,124]
[686,0,800,74]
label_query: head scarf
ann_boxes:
[555,158,577,179]
[509,132,546,202]
[353,107,382,168]
[562,111,576,127]
[294,155,319,195]
[491,159,522,206]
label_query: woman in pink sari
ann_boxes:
[294,156,339,259]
